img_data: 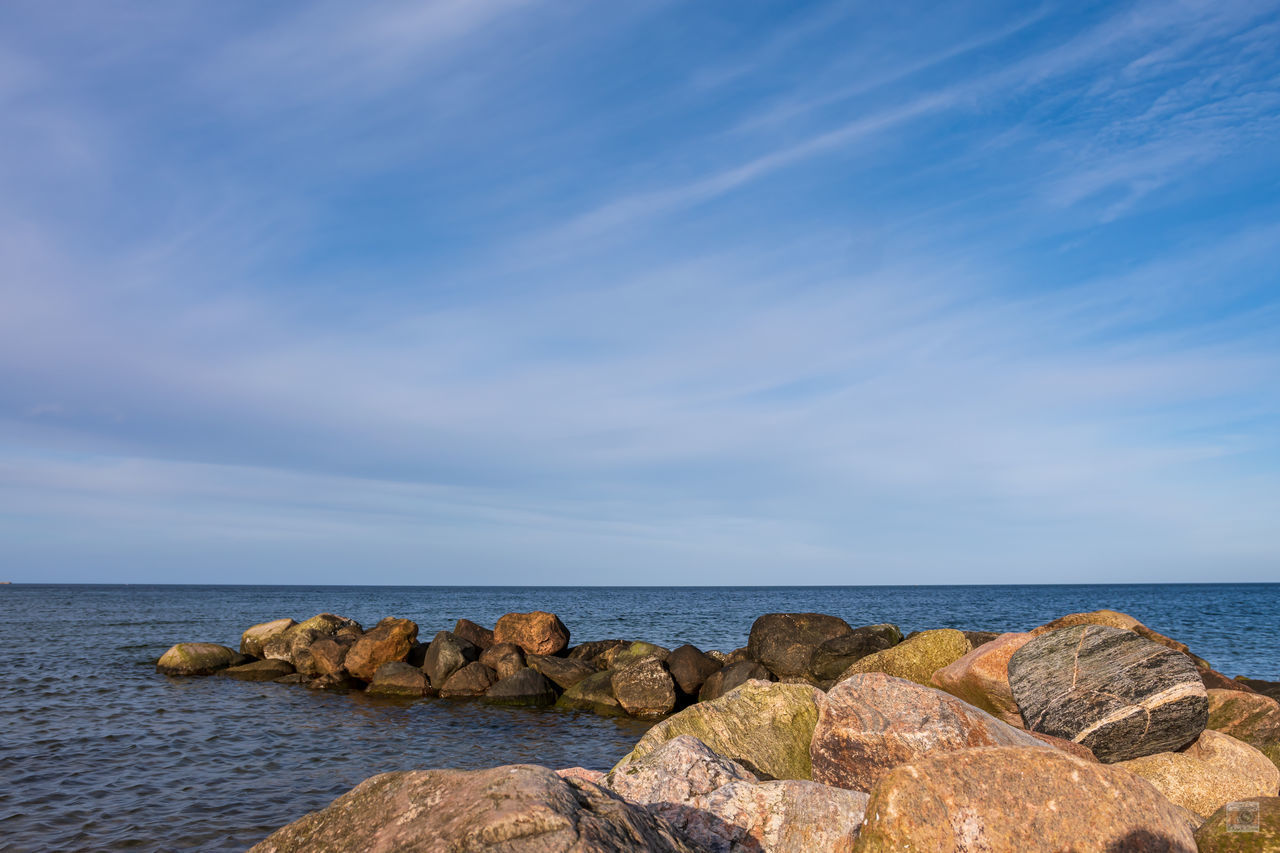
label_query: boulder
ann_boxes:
[930,632,1032,726]
[526,653,595,690]
[1207,688,1280,769]
[667,645,721,697]
[1008,625,1209,762]
[1202,669,1256,692]
[807,624,903,683]
[835,628,970,687]
[481,642,527,680]
[556,670,625,716]
[453,618,494,650]
[605,641,670,670]
[694,780,868,853]
[307,637,353,678]
[485,667,559,707]
[962,629,1001,647]
[853,746,1197,852]
[810,672,1047,792]
[567,640,628,667]
[705,650,728,664]
[248,764,703,853]
[421,630,480,688]
[606,735,759,807]
[344,617,418,682]
[724,647,752,665]
[261,614,361,666]
[1236,677,1280,702]
[617,680,825,781]
[240,618,296,657]
[747,613,853,679]
[556,768,606,785]
[1195,797,1280,852]
[156,643,244,676]
[612,657,677,719]
[1116,729,1280,819]
[1031,608,1203,663]
[220,659,295,682]
[366,661,429,698]
[699,661,773,703]
[493,611,570,656]
[439,661,497,698]
[305,672,362,691]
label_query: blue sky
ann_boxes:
[1,0,1278,584]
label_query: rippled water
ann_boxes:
[2,583,1276,852]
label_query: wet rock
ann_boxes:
[220,659,295,682]
[556,670,625,716]
[617,680,825,781]
[667,645,722,698]
[240,618,296,658]
[699,661,773,703]
[305,672,362,691]
[421,630,480,689]
[695,779,868,853]
[835,628,970,687]
[439,661,497,698]
[1207,688,1280,769]
[493,611,571,656]
[807,624,902,684]
[527,653,595,690]
[853,746,1197,853]
[248,764,704,853]
[747,613,853,679]
[567,640,628,667]
[366,661,429,698]
[930,632,1032,726]
[1195,797,1280,852]
[1116,729,1280,819]
[485,667,559,707]
[344,617,417,682]
[480,642,527,680]
[156,643,244,676]
[612,657,677,719]
[810,672,1046,792]
[453,618,494,650]
[1008,624,1208,762]
[274,673,307,685]
[605,641,670,670]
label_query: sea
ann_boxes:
[1,583,1276,852]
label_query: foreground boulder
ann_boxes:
[557,670,624,716]
[1008,624,1208,762]
[156,643,243,676]
[617,681,825,781]
[835,628,970,687]
[930,632,1031,726]
[1115,729,1280,818]
[344,617,418,682]
[219,659,294,682]
[494,611,571,656]
[239,618,296,657]
[699,661,772,703]
[853,746,1197,852]
[606,735,759,809]
[747,613,853,679]
[612,657,677,719]
[366,662,429,698]
[249,765,704,853]
[807,624,902,684]
[1195,797,1280,852]
[485,667,559,707]
[1207,688,1280,769]
[810,673,1047,792]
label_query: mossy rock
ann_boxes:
[556,670,625,716]
[1196,797,1280,852]
[836,628,971,687]
[607,642,670,670]
[157,643,244,676]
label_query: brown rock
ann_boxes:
[261,613,361,667]
[344,617,418,682]
[526,654,595,690]
[854,746,1197,852]
[1202,669,1256,692]
[810,672,1046,792]
[1236,677,1280,702]
[807,624,903,684]
[422,630,480,688]
[366,661,429,698]
[666,645,721,697]
[1207,688,1280,769]
[612,657,677,719]
[1026,730,1100,761]
[1031,608,1201,662]
[439,661,497,698]
[156,643,245,676]
[452,618,494,650]
[567,640,628,667]
[220,659,295,682]
[481,642,527,680]
[1116,729,1280,819]
[307,637,353,677]
[930,631,1031,726]
[239,618,296,657]
[493,611,571,656]
[248,764,704,853]
[747,613,853,679]
[484,667,559,707]
[556,670,624,717]
[1195,796,1280,852]
[962,629,1001,647]
[699,661,773,703]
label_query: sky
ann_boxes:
[1,0,1278,585]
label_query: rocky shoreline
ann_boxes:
[157,608,1280,851]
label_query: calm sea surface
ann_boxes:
[1,583,1277,852]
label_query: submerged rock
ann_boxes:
[156,643,244,676]
[493,611,571,656]
[835,628,970,687]
[1116,729,1280,819]
[220,659,295,682]
[747,613,853,679]
[930,631,1031,726]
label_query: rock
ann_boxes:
[853,746,1197,852]
[556,767,606,785]
[962,629,1001,647]
[930,632,1032,726]
[1026,730,1100,762]
[366,661,429,698]
[1195,797,1280,852]
[724,647,752,665]
[480,642,527,680]
[667,645,721,697]
[835,628,970,687]
[556,670,624,716]
[156,643,244,676]
[248,764,703,853]
[274,673,307,685]
[240,618,296,657]
[695,780,868,853]
[527,654,595,690]
[1236,677,1280,702]
[747,613,853,679]
[293,612,363,636]
[1008,624,1209,762]
[606,735,759,807]
[453,618,494,650]
[307,637,353,678]
[1115,729,1280,819]
[612,657,677,719]
[807,624,903,683]
[617,680,825,781]
[699,661,773,703]
[567,640,628,667]
[1202,669,1256,692]
[220,659,295,682]
[261,613,361,666]
[705,650,728,664]
[421,630,480,688]
[605,641,670,670]
[493,611,571,656]
[810,672,1047,792]
[344,617,418,682]
[1031,608,1201,662]
[1207,689,1280,769]
[485,667,559,707]
[439,661,497,698]
[305,672,362,691]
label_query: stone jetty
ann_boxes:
[156,608,1280,851]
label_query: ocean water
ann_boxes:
[1,583,1276,852]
